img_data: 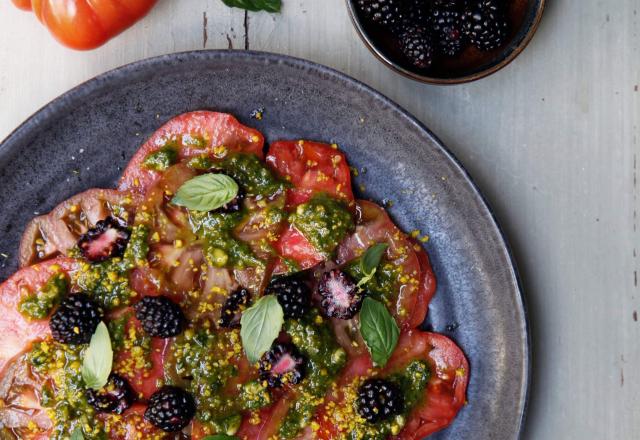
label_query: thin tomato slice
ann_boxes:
[0,257,78,374]
[337,200,428,329]
[101,403,165,439]
[266,140,354,205]
[388,331,469,440]
[272,225,324,274]
[119,111,264,194]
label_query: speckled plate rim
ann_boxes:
[345,0,547,85]
[0,50,531,437]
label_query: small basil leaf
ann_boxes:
[202,435,240,440]
[81,322,113,390]
[359,297,399,367]
[360,243,388,274]
[221,0,281,12]
[70,427,84,440]
[240,295,284,364]
[172,174,239,212]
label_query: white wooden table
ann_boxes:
[0,1,638,438]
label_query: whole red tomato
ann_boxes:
[11,0,158,50]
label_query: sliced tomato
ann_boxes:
[110,308,169,400]
[388,331,469,440]
[272,225,324,274]
[409,239,437,328]
[266,140,354,205]
[119,111,264,194]
[236,391,293,440]
[0,257,78,374]
[337,200,428,329]
[19,189,137,268]
[101,403,164,439]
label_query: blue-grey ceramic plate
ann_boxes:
[0,50,529,439]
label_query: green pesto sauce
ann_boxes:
[18,272,69,319]
[344,259,402,308]
[190,211,263,269]
[187,154,214,170]
[166,327,270,435]
[278,311,347,439]
[143,145,179,171]
[27,341,106,439]
[73,225,150,310]
[220,153,285,197]
[288,195,354,258]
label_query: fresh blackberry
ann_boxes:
[266,276,311,319]
[144,386,196,432]
[430,0,467,56]
[356,0,403,27]
[134,296,185,338]
[462,0,508,51]
[397,24,434,69]
[402,0,429,25]
[218,288,251,328]
[49,294,102,345]
[259,343,306,388]
[78,216,131,263]
[85,374,135,414]
[357,378,404,423]
[317,269,364,320]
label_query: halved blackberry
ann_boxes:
[357,378,404,423]
[356,0,403,27]
[266,276,311,319]
[462,0,508,51]
[49,294,102,345]
[85,373,135,414]
[397,23,434,69]
[317,269,364,320]
[144,386,196,432]
[259,343,306,388]
[78,216,131,263]
[430,0,467,56]
[218,288,251,328]
[134,296,185,338]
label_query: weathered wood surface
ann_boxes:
[0,0,639,438]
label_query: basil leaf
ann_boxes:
[359,298,399,367]
[356,243,388,288]
[240,295,284,363]
[172,174,239,211]
[221,0,281,12]
[70,428,84,440]
[81,322,113,390]
[202,435,239,440]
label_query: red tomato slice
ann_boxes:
[272,225,324,274]
[337,200,429,329]
[0,257,78,374]
[388,331,469,440]
[236,391,293,440]
[19,189,137,268]
[101,403,164,439]
[119,111,264,194]
[266,140,354,205]
[110,308,169,400]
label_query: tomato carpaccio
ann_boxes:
[0,111,467,439]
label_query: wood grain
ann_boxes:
[0,0,639,438]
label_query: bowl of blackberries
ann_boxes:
[347,0,545,84]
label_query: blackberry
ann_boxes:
[85,374,135,414]
[317,269,364,320]
[78,216,131,263]
[402,0,429,26]
[259,343,306,388]
[144,386,196,432]
[357,378,404,423]
[462,0,508,51]
[218,288,251,328]
[134,296,185,338]
[49,294,102,345]
[430,0,467,56]
[356,0,403,27]
[266,276,311,319]
[397,24,434,69]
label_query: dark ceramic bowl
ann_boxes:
[0,51,529,439]
[346,0,546,84]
